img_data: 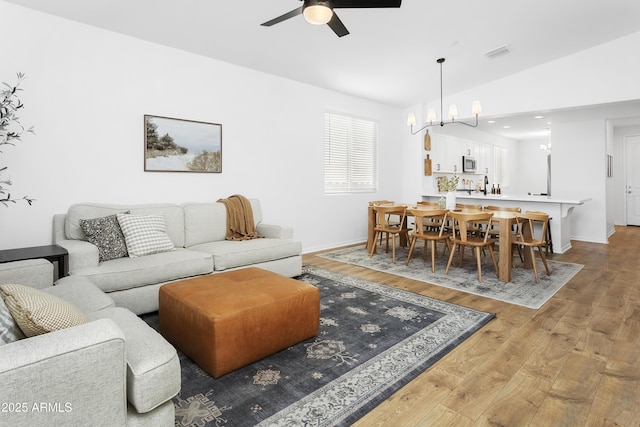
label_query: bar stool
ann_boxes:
[545,217,553,254]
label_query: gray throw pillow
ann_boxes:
[80,213,129,262]
[0,294,26,345]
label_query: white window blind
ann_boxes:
[324,112,377,194]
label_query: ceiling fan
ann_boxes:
[261,0,402,38]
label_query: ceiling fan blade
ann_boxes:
[333,0,401,8]
[261,6,303,27]
[327,12,350,37]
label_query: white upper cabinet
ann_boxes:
[431,134,490,175]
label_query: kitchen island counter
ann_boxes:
[422,193,591,253]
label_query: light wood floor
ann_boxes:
[303,225,640,427]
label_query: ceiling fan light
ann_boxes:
[303,2,333,25]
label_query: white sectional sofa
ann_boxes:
[53,198,302,314]
[0,259,180,427]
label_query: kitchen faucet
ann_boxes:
[483,175,489,195]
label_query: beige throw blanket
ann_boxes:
[217,194,263,241]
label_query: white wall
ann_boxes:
[551,119,607,244]
[0,2,403,252]
[515,139,549,196]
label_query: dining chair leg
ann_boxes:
[369,232,381,257]
[430,240,436,273]
[459,245,465,268]
[391,233,397,264]
[511,243,524,265]
[475,246,483,282]
[423,240,428,261]
[511,243,523,264]
[488,243,499,276]
[445,243,457,275]
[406,236,417,266]
[529,246,539,282]
[538,246,551,275]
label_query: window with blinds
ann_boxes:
[324,112,378,194]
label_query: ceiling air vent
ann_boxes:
[484,44,510,58]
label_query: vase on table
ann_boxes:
[445,192,456,210]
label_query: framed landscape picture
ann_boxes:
[144,115,222,173]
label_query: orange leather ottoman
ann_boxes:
[158,267,320,378]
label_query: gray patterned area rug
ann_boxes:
[142,266,493,427]
[319,245,584,309]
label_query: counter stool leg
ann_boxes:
[546,217,553,254]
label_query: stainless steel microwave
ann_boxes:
[462,156,476,173]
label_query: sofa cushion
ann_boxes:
[0,284,89,337]
[117,213,175,257]
[80,213,129,261]
[65,203,186,248]
[71,248,214,293]
[48,276,116,313]
[0,259,53,290]
[89,307,181,413]
[189,238,302,271]
[182,203,228,246]
[0,295,25,344]
[182,199,264,247]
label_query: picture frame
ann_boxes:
[144,115,222,173]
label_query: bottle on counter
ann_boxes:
[497,184,501,194]
[491,184,496,194]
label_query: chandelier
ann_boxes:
[407,58,482,135]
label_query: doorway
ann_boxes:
[626,135,640,225]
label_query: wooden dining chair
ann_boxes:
[368,200,397,248]
[369,205,409,264]
[417,201,439,207]
[484,205,523,261]
[484,205,521,213]
[406,208,450,272]
[445,211,499,282]
[513,211,551,282]
[415,201,443,231]
[454,203,484,236]
[455,203,483,211]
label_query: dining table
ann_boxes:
[366,204,532,283]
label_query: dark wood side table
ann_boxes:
[0,245,69,280]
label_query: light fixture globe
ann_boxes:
[303,0,334,25]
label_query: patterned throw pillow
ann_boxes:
[0,284,89,338]
[0,295,26,345]
[80,212,130,261]
[116,213,175,258]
